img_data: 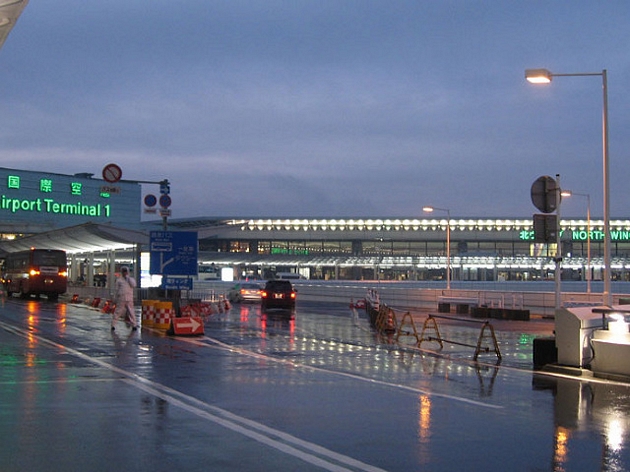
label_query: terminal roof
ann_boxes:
[0,222,148,255]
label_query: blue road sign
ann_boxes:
[161,276,193,290]
[144,194,157,207]
[149,231,198,275]
[159,194,172,208]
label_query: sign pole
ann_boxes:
[531,174,562,311]
[554,174,562,311]
[160,179,170,231]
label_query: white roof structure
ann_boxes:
[0,0,28,51]
[0,222,148,254]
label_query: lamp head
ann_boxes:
[525,68,553,84]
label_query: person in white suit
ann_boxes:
[111,266,138,331]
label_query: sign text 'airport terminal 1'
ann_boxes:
[0,167,141,230]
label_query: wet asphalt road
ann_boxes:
[1,295,630,471]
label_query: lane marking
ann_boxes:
[180,334,504,409]
[123,378,386,472]
[0,378,117,386]
[0,320,386,472]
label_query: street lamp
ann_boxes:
[561,190,592,293]
[525,68,611,306]
[423,206,451,290]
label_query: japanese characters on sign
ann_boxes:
[0,167,141,228]
[149,231,198,275]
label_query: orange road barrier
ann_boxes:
[168,316,204,336]
[394,312,421,345]
[419,314,502,360]
[141,300,157,327]
[154,301,174,330]
[101,300,116,314]
[375,306,397,333]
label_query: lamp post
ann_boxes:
[423,206,451,290]
[561,190,592,293]
[525,68,611,306]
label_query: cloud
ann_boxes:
[1,1,629,220]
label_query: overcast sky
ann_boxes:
[1,1,629,220]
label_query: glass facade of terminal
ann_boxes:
[195,218,630,282]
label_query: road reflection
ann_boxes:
[534,375,630,471]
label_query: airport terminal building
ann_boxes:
[1,167,629,286]
[184,216,628,283]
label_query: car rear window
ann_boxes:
[265,280,293,291]
[242,283,261,289]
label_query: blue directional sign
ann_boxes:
[149,231,198,275]
[161,276,193,290]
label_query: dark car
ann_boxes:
[261,280,296,310]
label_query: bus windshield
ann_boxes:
[32,250,67,267]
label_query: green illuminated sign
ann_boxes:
[271,248,310,256]
[40,179,53,193]
[7,176,19,189]
[8,175,85,196]
[0,167,141,228]
[0,196,110,217]
[520,229,630,242]
[1,172,116,220]
[570,230,605,241]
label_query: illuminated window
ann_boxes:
[257,241,271,254]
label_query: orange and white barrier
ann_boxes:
[154,301,174,330]
[142,300,158,327]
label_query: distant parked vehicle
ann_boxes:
[228,282,263,303]
[261,280,296,310]
[275,272,307,280]
[93,274,107,287]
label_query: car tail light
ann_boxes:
[29,269,40,276]
[261,290,268,298]
[290,292,296,299]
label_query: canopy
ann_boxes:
[0,0,28,51]
[0,222,149,255]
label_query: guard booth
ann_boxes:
[555,306,605,368]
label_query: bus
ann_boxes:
[275,272,307,280]
[2,249,68,300]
